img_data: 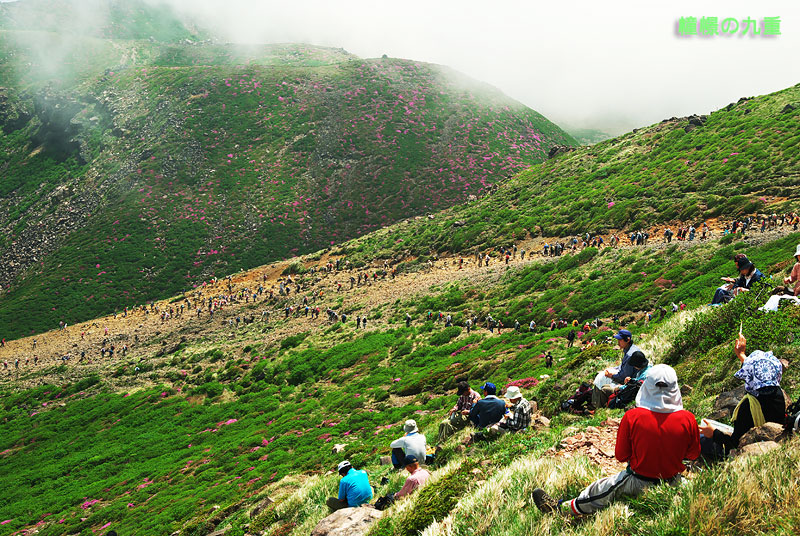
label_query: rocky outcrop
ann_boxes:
[739,423,785,448]
[709,385,746,420]
[548,144,577,159]
[310,507,383,536]
[738,441,780,457]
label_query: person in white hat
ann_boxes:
[783,244,800,296]
[488,385,532,437]
[533,364,700,517]
[390,419,427,469]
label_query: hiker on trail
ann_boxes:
[326,460,373,512]
[394,455,430,498]
[390,419,428,469]
[438,381,481,444]
[465,317,473,334]
[567,329,576,348]
[534,364,700,517]
[468,382,507,429]
[782,243,800,296]
[592,329,643,409]
[699,334,785,460]
[545,352,553,368]
[405,313,412,327]
[487,385,532,437]
[529,319,536,332]
[711,254,764,305]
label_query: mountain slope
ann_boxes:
[342,84,800,261]
[0,30,575,338]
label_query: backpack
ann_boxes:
[784,396,800,435]
[607,380,643,410]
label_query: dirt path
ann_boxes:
[0,223,795,390]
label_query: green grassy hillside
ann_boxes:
[0,25,575,338]
[1,221,798,535]
[342,84,800,262]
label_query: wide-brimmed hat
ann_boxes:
[504,385,523,400]
[794,244,800,258]
[403,419,418,433]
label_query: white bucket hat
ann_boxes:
[794,244,800,258]
[403,419,418,433]
[504,385,523,400]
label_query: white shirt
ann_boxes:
[390,432,427,461]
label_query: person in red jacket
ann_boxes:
[533,364,700,516]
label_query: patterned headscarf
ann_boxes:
[735,350,782,394]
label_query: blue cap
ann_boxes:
[402,454,419,467]
[481,382,496,395]
[613,329,632,341]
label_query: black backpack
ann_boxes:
[784,396,800,435]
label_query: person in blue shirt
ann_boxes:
[326,460,373,512]
[469,382,507,429]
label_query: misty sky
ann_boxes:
[159,0,798,135]
[4,0,799,134]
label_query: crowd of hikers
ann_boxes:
[326,239,800,520]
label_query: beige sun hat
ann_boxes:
[504,385,523,400]
[794,244,800,258]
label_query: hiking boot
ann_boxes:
[532,488,560,514]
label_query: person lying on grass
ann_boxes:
[533,364,700,517]
[698,333,785,461]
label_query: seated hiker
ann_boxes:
[561,382,593,415]
[783,243,800,296]
[711,254,764,305]
[699,334,785,460]
[326,460,373,512]
[468,382,507,430]
[534,365,700,517]
[488,385,532,436]
[390,419,427,469]
[592,330,643,409]
[607,351,650,410]
[395,455,431,498]
[438,381,481,444]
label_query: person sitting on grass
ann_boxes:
[533,364,700,517]
[711,254,764,305]
[395,455,431,498]
[487,385,532,437]
[326,460,373,512]
[698,333,785,460]
[591,329,643,409]
[374,455,432,510]
[437,381,481,445]
[607,351,649,410]
[783,243,800,296]
[390,419,427,469]
[468,382,507,431]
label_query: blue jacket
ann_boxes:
[611,343,644,385]
[469,395,506,428]
[734,268,764,290]
[338,468,373,507]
